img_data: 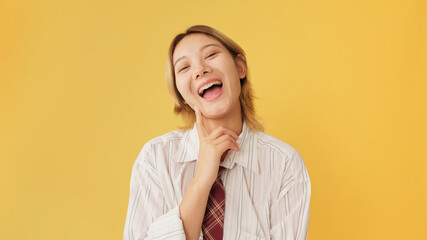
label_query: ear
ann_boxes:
[235,54,247,79]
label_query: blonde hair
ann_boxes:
[166,25,263,131]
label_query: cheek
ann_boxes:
[224,61,240,80]
[225,65,242,89]
[175,79,183,93]
[233,82,242,97]
[175,77,191,100]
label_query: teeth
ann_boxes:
[198,81,222,95]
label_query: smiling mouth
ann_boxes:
[198,81,223,99]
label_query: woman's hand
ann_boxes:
[179,107,240,240]
[193,106,240,187]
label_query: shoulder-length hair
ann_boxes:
[166,25,263,131]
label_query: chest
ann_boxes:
[160,163,274,239]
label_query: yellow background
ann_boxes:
[1,0,426,239]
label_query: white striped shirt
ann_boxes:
[124,122,311,240]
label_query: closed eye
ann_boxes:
[206,52,218,58]
[178,66,189,73]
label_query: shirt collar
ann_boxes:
[174,121,259,174]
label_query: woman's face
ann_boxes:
[173,33,246,119]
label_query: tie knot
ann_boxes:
[217,166,226,179]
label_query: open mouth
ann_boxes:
[198,81,223,100]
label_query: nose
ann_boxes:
[193,60,210,80]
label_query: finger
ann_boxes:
[209,126,239,140]
[214,135,240,151]
[194,106,208,138]
[217,139,240,152]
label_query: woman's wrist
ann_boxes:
[180,174,212,240]
[193,170,216,190]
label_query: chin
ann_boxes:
[202,101,238,119]
[203,109,229,119]
[201,103,228,117]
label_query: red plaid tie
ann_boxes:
[202,167,226,240]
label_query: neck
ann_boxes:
[203,107,243,136]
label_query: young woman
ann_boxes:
[124,25,311,240]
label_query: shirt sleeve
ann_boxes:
[270,151,311,240]
[123,144,186,240]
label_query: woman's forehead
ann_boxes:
[173,34,224,62]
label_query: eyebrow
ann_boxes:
[173,43,222,66]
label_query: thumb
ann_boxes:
[194,106,207,138]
